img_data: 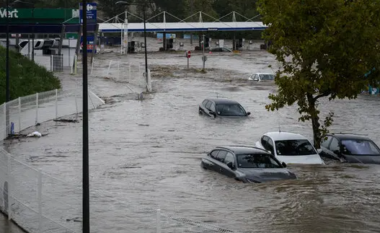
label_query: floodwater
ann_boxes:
[5,44,380,233]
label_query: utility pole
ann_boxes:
[143,3,148,91]
[202,34,206,71]
[6,0,10,102]
[82,0,90,233]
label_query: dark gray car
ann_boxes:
[199,98,250,118]
[201,146,297,183]
[319,134,380,164]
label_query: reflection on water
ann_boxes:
[7,75,380,233]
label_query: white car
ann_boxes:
[255,132,324,165]
[248,73,275,81]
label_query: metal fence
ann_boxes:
[0,88,237,233]
[0,88,104,232]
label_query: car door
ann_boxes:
[326,137,342,161]
[213,150,228,173]
[319,136,332,158]
[222,152,237,178]
[200,100,209,115]
[204,101,215,117]
[204,150,220,170]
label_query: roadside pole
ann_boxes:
[186,50,191,69]
[202,34,206,71]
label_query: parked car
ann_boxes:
[210,47,232,52]
[248,73,275,82]
[255,132,324,165]
[199,98,250,117]
[201,146,297,183]
[319,134,380,164]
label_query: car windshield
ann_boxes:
[216,104,246,116]
[275,140,317,156]
[341,139,380,155]
[259,74,275,80]
[237,154,282,168]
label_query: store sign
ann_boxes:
[0,9,19,18]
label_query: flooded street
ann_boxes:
[6,47,380,233]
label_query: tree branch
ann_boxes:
[313,91,331,101]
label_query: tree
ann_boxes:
[258,0,380,148]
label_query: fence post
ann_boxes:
[7,155,12,220]
[18,97,21,133]
[55,89,58,119]
[36,93,39,125]
[129,63,131,81]
[156,209,161,233]
[147,69,152,92]
[91,57,94,75]
[118,61,120,80]
[38,169,43,231]
[75,95,78,120]
[3,103,6,139]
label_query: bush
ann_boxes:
[0,46,61,104]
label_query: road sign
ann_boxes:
[186,50,191,58]
[79,3,97,24]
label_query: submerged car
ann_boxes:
[319,134,380,164]
[210,47,232,52]
[199,98,250,117]
[255,132,324,165]
[248,73,275,82]
[201,146,297,183]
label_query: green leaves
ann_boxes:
[259,0,380,147]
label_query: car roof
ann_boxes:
[327,134,371,141]
[264,132,308,141]
[216,146,270,154]
[206,98,240,105]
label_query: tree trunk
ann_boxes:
[307,94,322,149]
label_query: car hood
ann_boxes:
[343,154,380,164]
[236,168,296,183]
[276,154,324,165]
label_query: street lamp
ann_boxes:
[115,1,149,92]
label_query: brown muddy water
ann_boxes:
[5,49,380,233]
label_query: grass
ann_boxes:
[0,46,61,104]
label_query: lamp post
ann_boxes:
[116,1,149,92]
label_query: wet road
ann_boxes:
[6,50,380,233]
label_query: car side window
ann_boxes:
[210,102,216,112]
[217,150,227,162]
[224,152,235,166]
[267,138,274,154]
[205,101,212,110]
[329,138,340,152]
[202,100,208,107]
[321,136,332,148]
[261,136,268,149]
[210,150,219,159]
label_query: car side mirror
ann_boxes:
[281,162,287,168]
[246,112,251,116]
[227,162,235,170]
[317,149,323,154]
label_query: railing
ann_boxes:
[0,88,238,233]
[0,88,104,232]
